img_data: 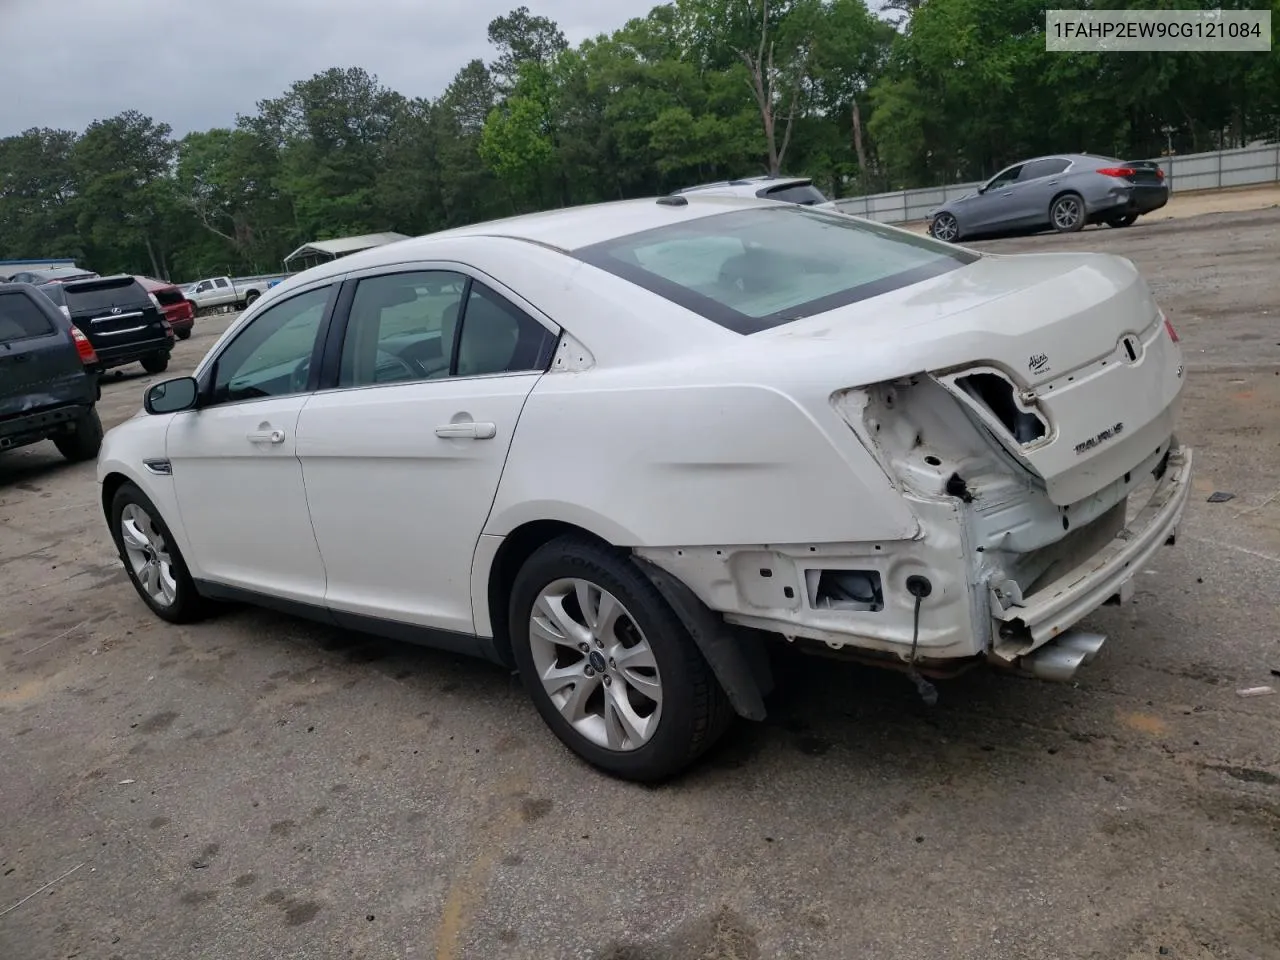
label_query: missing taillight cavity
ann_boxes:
[810,570,883,612]
[955,372,1047,444]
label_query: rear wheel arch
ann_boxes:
[485,520,612,666]
[485,520,771,724]
[1048,190,1086,231]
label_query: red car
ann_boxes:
[136,276,194,340]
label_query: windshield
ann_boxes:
[574,206,978,334]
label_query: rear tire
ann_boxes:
[176,327,191,341]
[109,482,215,624]
[509,535,733,782]
[1050,193,1086,233]
[53,408,103,462]
[244,291,260,308]
[142,353,170,375]
[1106,214,1138,228]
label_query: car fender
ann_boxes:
[97,417,201,576]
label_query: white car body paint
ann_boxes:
[97,195,1191,680]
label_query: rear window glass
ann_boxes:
[0,292,56,344]
[63,277,149,313]
[574,206,978,334]
[760,183,829,205]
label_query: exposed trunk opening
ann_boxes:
[955,372,1047,444]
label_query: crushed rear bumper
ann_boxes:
[989,444,1192,659]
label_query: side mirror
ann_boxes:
[145,376,199,415]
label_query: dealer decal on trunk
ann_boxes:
[1075,421,1125,456]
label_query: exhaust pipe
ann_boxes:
[1017,630,1107,682]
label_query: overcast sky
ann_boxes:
[0,0,660,138]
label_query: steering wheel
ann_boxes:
[374,351,420,383]
[290,356,311,392]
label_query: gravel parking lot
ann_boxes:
[3,207,1279,960]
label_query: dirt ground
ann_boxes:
[2,206,1279,960]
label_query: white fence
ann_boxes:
[830,142,1280,224]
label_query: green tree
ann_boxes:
[0,128,81,260]
[73,111,179,276]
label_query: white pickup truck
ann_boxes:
[182,274,287,314]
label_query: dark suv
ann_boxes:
[59,275,174,374]
[0,283,103,461]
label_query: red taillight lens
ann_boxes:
[71,327,98,365]
[1155,168,1165,180]
[1164,315,1179,343]
[1096,166,1136,178]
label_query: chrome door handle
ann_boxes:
[435,421,497,440]
[247,428,286,444]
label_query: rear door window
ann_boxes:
[338,271,467,387]
[1018,159,1070,181]
[0,291,55,344]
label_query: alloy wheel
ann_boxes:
[528,578,663,751]
[1052,196,1083,230]
[931,213,959,242]
[119,503,178,607]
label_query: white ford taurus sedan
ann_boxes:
[97,195,1192,781]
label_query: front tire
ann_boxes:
[53,408,102,462]
[1050,193,1086,233]
[142,352,170,374]
[929,212,960,243]
[109,482,214,624]
[509,535,733,782]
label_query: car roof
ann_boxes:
[27,266,96,281]
[311,195,784,281]
[999,153,1115,168]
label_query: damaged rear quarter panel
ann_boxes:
[484,362,920,547]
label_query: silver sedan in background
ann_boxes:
[927,153,1168,242]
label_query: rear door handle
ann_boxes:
[435,421,497,440]
[247,428,286,444]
